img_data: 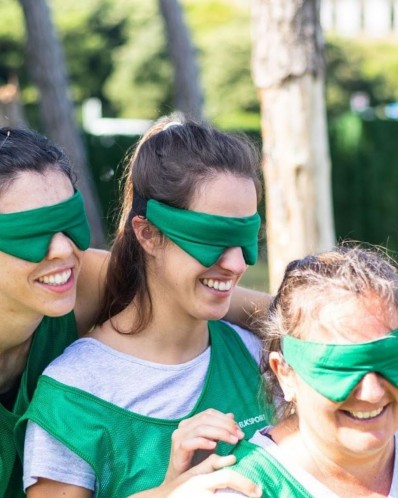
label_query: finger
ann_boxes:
[178,410,238,431]
[179,437,217,452]
[178,425,242,446]
[195,469,262,497]
[189,454,237,475]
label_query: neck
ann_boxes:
[0,335,35,394]
[142,313,209,364]
[305,438,394,496]
[277,415,395,496]
[0,308,42,354]
[93,301,209,365]
[0,309,42,393]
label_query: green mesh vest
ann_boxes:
[17,321,273,497]
[0,312,78,498]
[229,439,314,498]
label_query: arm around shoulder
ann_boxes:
[74,248,110,336]
[225,286,272,332]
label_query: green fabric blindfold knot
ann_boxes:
[282,330,398,402]
[0,190,91,262]
[146,199,260,267]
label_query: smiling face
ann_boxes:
[272,292,398,463]
[147,172,258,325]
[0,169,85,320]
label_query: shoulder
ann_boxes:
[220,321,262,364]
[42,338,103,390]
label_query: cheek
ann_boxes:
[75,248,85,267]
[295,378,337,417]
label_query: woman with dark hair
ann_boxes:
[0,127,108,498]
[20,116,273,497]
[0,126,267,498]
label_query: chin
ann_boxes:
[341,432,394,455]
[43,301,75,318]
[202,307,229,322]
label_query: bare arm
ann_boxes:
[74,248,110,336]
[27,479,91,498]
[224,286,272,332]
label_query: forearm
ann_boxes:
[225,286,272,333]
[75,248,110,336]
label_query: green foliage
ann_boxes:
[0,0,127,121]
[55,0,127,112]
[104,0,258,122]
[325,36,398,117]
[84,132,139,241]
[2,1,398,126]
[183,0,258,124]
[198,20,258,123]
[0,2,26,90]
[330,113,398,253]
[104,0,173,119]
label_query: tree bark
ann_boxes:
[18,0,105,247]
[252,0,335,292]
[158,0,203,120]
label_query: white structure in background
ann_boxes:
[322,0,398,38]
[82,98,152,136]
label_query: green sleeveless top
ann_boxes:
[229,439,314,498]
[17,321,273,497]
[0,312,78,498]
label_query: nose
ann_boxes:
[46,232,75,260]
[216,246,247,275]
[352,373,386,403]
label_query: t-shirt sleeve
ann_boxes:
[23,420,96,492]
[222,321,262,365]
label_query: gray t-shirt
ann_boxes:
[24,322,261,492]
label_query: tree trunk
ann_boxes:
[18,0,105,247]
[252,0,335,292]
[158,0,203,120]
[0,78,26,128]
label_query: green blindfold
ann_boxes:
[282,330,398,402]
[0,190,91,262]
[146,199,260,267]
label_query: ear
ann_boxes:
[269,351,296,403]
[132,216,159,256]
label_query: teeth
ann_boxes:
[347,407,384,419]
[38,269,72,286]
[202,279,232,291]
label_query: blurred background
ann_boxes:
[1,0,398,291]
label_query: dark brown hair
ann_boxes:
[97,115,262,332]
[0,127,75,195]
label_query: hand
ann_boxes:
[167,454,262,497]
[163,409,245,483]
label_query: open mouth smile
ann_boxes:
[344,406,385,420]
[201,278,232,292]
[37,269,72,286]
